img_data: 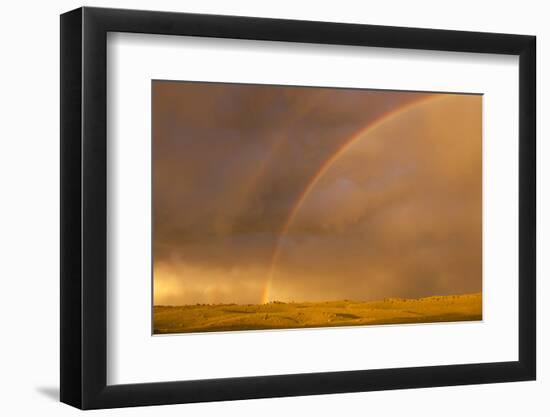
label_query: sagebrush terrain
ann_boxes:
[153,292,482,334]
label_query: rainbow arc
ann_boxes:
[260,94,445,304]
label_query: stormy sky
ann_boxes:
[152,81,481,305]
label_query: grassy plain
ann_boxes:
[153,292,481,334]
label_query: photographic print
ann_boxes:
[152,81,482,335]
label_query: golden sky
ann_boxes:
[152,81,481,305]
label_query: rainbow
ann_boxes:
[260,94,444,304]
[227,90,331,224]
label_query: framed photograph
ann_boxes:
[60,6,536,409]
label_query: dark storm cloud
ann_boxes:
[152,81,480,305]
[153,82,427,258]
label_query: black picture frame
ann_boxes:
[60,6,536,410]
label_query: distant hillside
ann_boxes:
[153,292,482,334]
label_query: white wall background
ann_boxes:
[0,0,545,415]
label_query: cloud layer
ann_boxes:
[152,81,481,305]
